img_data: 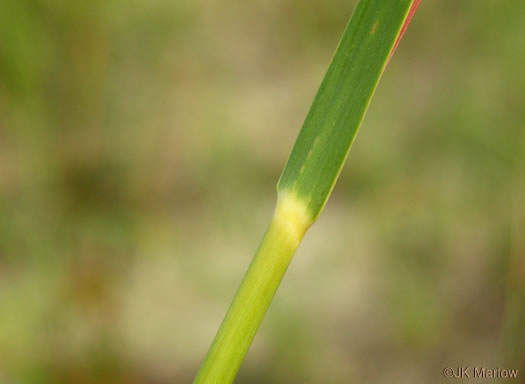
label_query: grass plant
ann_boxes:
[194,1,421,382]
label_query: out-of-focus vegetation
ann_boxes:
[0,1,523,383]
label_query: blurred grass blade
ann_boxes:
[194,1,419,383]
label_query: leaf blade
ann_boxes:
[278,0,415,220]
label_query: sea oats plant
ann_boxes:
[194,0,421,382]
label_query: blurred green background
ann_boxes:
[1,0,524,383]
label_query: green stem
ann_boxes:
[194,193,312,384]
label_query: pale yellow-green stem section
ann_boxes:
[194,192,312,384]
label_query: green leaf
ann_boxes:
[278,0,415,220]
